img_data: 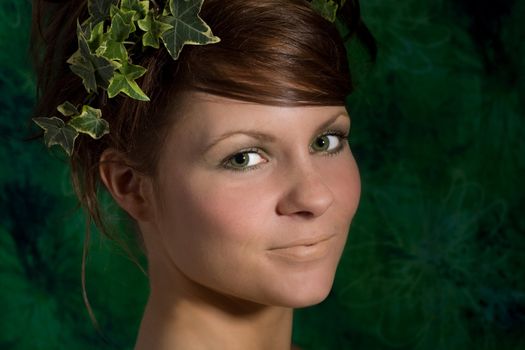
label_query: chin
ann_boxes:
[289,289,332,309]
[267,268,337,308]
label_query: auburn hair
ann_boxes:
[28,0,377,342]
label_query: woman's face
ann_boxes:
[147,91,361,308]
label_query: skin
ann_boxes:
[99,91,361,350]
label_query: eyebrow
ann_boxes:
[204,112,350,153]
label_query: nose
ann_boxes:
[276,157,334,218]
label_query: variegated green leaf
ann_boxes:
[88,0,119,25]
[57,101,79,117]
[107,60,149,101]
[159,0,221,60]
[68,105,110,139]
[67,20,120,93]
[309,0,339,22]
[121,0,149,21]
[85,20,106,53]
[109,7,136,42]
[32,116,79,156]
[137,10,173,48]
[96,38,128,62]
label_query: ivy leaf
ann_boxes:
[95,3,143,62]
[68,105,110,139]
[107,60,150,101]
[88,0,119,25]
[57,101,79,117]
[32,117,79,156]
[159,0,221,60]
[96,38,129,62]
[85,20,106,53]
[309,0,339,22]
[121,0,149,21]
[109,3,137,30]
[109,7,136,42]
[67,19,120,93]
[92,7,136,62]
[137,10,173,48]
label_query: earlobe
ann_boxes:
[98,148,154,223]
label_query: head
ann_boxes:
[126,90,359,308]
[30,0,376,324]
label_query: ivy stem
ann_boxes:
[85,91,95,105]
[151,0,160,9]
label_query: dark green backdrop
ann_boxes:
[1,0,524,349]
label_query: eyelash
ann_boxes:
[221,129,350,173]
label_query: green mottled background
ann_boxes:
[1,0,524,349]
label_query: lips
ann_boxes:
[266,234,335,263]
[269,233,336,250]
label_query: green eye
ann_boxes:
[311,133,343,152]
[222,130,349,173]
[224,148,266,171]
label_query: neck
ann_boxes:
[134,255,295,350]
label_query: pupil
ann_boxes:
[316,137,326,149]
[234,153,247,165]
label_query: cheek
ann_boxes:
[171,170,271,240]
[326,149,361,222]
[156,165,273,293]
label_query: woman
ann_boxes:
[30,0,376,348]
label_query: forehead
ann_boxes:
[172,90,348,132]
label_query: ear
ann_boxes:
[98,148,156,223]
